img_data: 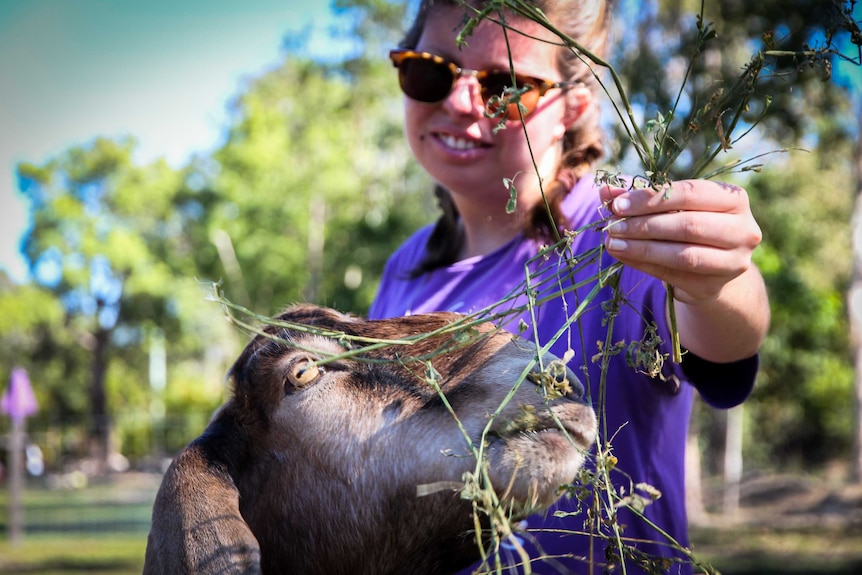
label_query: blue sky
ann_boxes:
[0,0,353,283]
[0,1,859,285]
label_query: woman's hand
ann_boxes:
[601,179,761,303]
[600,179,769,362]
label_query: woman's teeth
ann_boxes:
[440,134,480,150]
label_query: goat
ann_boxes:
[143,304,596,575]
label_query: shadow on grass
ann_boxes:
[2,559,142,574]
[692,522,862,575]
[707,559,862,575]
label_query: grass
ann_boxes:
[0,537,146,575]
[1,472,861,574]
[0,473,155,575]
[690,522,862,575]
[689,475,862,575]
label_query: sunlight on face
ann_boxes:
[403,6,572,220]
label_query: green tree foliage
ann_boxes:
[15,138,233,466]
[749,147,856,466]
[610,0,856,177]
[6,0,432,469]
[610,0,859,471]
[208,5,431,315]
[210,54,422,314]
[0,275,65,424]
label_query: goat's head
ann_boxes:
[144,304,596,575]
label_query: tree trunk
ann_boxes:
[685,399,706,523]
[304,197,326,303]
[89,326,112,473]
[7,417,25,544]
[851,113,862,483]
[723,405,744,514]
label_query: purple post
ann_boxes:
[2,367,38,544]
[1,367,38,424]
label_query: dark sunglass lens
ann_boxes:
[480,72,518,100]
[399,57,454,103]
[481,73,539,119]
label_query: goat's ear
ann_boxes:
[144,418,262,574]
[277,303,359,327]
[227,335,273,411]
[227,335,259,392]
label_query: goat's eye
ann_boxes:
[287,360,323,388]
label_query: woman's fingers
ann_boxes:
[601,179,752,216]
[601,179,762,300]
[605,234,750,277]
[605,210,761,251]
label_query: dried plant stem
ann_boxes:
[666,283,683,363]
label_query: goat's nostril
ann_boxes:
[525,360,582,400]
[526,360,586,401]
[567,371,586,400]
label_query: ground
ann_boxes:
[690,474,862,575]
[0,472,861,574]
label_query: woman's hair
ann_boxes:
[402,0,611,276]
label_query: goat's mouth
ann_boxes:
[482,403,596,511]
[488,401,596,508]
[488,403,596,450]
[531,422,593,451]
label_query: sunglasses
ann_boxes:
[389,49,574,121]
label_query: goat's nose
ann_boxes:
[526,360,586,401]
[560,364,586,401]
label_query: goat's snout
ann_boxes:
[526,358,586,402]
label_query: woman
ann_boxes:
[370,1,769,573]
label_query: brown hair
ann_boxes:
[403,0,611,276]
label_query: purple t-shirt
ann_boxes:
[370,176,756,574]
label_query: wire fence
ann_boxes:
[0,414,210,541]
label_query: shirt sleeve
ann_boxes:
[681,351,759,409]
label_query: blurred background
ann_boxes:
[0,0,860,573]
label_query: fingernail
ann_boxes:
[613,197,631,214]
[607,238,627,251]
[607,218,627,234]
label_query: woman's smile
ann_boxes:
[436,133,485,152]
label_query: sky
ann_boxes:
[0,0,353,283]
[0,2,860,285]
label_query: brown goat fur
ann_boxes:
[143,304,596,575]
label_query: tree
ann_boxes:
[851,112,862,482]
[7,0,432,471]
[0,275,64,432]
[208,10,431,316]
[17,138,232,469]
[747,146,856,466]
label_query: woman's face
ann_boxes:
[404,6,576,214]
